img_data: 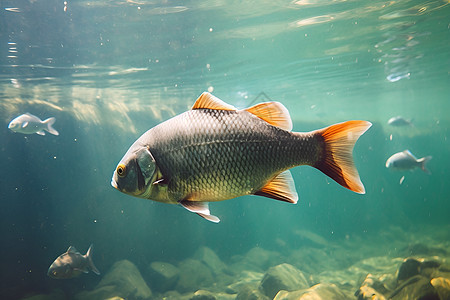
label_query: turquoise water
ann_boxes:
[1,0,449,299]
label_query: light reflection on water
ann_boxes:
[1,0,449,131]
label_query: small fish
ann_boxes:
[8,113,59,136]
[111,92,372,223]
[48,244,100,279]
[385,150,432,173]
[387,116,413,127]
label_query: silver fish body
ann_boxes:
[386,150,431,173]
[112,93,371,222]
[8,113,59,136]
[387,116,413,127]
[48,244,100,279]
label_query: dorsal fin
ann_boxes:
[67,246,79,254]
[254,170,298,204]
[191,92,237,111]
[403,150,417,160]
[245,101,293,131]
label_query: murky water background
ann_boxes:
[1,0,449,299]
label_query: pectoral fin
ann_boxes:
[179,200,220,223]
[74,268,89,274]
[254,170,298,204]
[22,122,29,128]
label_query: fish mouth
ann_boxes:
[111,179,118,190]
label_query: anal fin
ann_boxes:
[179,200,220,223]
[254,170,298,204]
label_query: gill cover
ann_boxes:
[136,147,157,187]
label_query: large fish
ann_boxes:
[111,93,371,222]
[47,244,100,279]
[8,113,59,136]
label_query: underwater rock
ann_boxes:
[193,247,226,276]
[75,259,152,300]
[390,275,439,300]
[147,261,180,293]
[420,260,442,278]
[431,277,450,300]
[189,290,217,300]
[397,258,421,282]
[355,274,389,300]
[353,257,450,300]
[225,270,264,294]
[430,264,450,281]
[176,259,214,293]
[274,283,348,300]
[228,247,281,275]
[235,285,270,300]
[355,285,387,300]
[317,256,399,295]
[243,247,282,271]
[397,257,446,282]
[259,263,309,298]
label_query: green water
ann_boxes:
[1,0,449,299]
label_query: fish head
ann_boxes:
[7,119,21,131]
[111,145,157,197]
[385,157,393,168]
[47,255,73,279]
[386,156,402,169]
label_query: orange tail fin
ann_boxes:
[313,120,372,194]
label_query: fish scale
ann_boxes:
[148,108,310,202]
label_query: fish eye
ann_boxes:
[117,164,127,177]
